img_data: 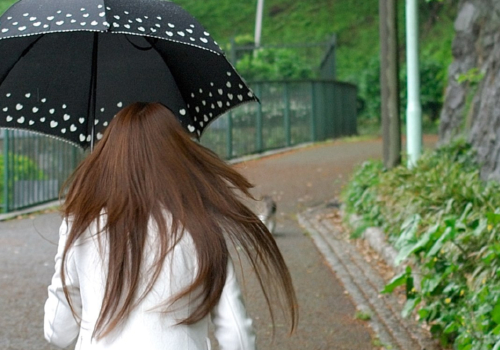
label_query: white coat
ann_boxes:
[44,217,256,350]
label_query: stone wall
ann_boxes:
[439,0,500,180]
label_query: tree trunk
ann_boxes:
[379,0,401,169]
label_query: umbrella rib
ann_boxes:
[87,32,99,150]
[125,35,156,51]
[0,35,44,86]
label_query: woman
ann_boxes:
[44,102,298,349]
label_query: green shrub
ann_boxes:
[342,139,500,349]
[356,55,446,124]
[0,153,45,206]
[236,48,315,81]
[356,57,381,121]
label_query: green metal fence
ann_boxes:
[0,79,356,213]
[1,130,85,213]
[201,79,357,159]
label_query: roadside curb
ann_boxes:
[346,212,424,291]
[0,200,60,222]
[227,142,315,165]
[298,203,440,350]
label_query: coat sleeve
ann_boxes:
[211,259,257,350]
[44,219,82,349]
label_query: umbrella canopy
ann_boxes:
[0,0,258,148]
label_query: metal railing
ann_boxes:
[1,79,357,213]
[1,130,85,213]
[201,80,357,159]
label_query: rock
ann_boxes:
[447,84,466,109]
[454,2,477,32]
[440,0,500,180]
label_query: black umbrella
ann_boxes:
[0,0,257,149]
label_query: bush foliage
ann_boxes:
[236,48,315,81]
[342,140,500,349]
[0,153,45,205]
[0,0,457,129]
[357,55,446,123]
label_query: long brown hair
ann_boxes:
[60,102,298,339]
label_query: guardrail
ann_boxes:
[1,79,357,213]
[1,130,85,213]
[201,80,357,159]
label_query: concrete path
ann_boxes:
[1,137,401,350]
[1,212,62,350]
[234,138,384,350]
[299,206,440,350]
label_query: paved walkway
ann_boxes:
[233,139,384,350]
[299,206,439,350]
[0,137,433,349]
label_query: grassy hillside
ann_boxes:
[0,0,457,82]
[0,0,10,14]
[174,0,457,84]
[0,0,457,128]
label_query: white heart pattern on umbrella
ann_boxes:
[0,0,258,148]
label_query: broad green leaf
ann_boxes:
[486,212,500,225]
[422,274,443,294]
[492,324,500,335]
[427,226,453,257]
[394,224,437,266]
[402,297,421,318]
[492,299,500,324]
[381,270,407,294]
[493,340,500,350]
[476,303,492,316]
[444,217,457,228]
[444,198,455,214]
[443,321,458,334]
[395,214,420,250]
[350,223,370,239]
[418,308,429,320]
[483,251,496,266]
[443,282,459,294]
[459,202,473,222]
[394,243,416,266]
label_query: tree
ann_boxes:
[379,0,401,169]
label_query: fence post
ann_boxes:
[226,113,233,159]
[255,84,263,152]
[340,85,346,136]
[353,86,358,135]
[318,82,326,140]
[310,82,317,142]
[3,130,9,213]
[334,83,341,138]
[72,142,78,172]
[230,37,237,66]
[284,82,291,147]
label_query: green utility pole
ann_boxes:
[379,0,401,169]
[406,0,422,168]
[255,0,264,47]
